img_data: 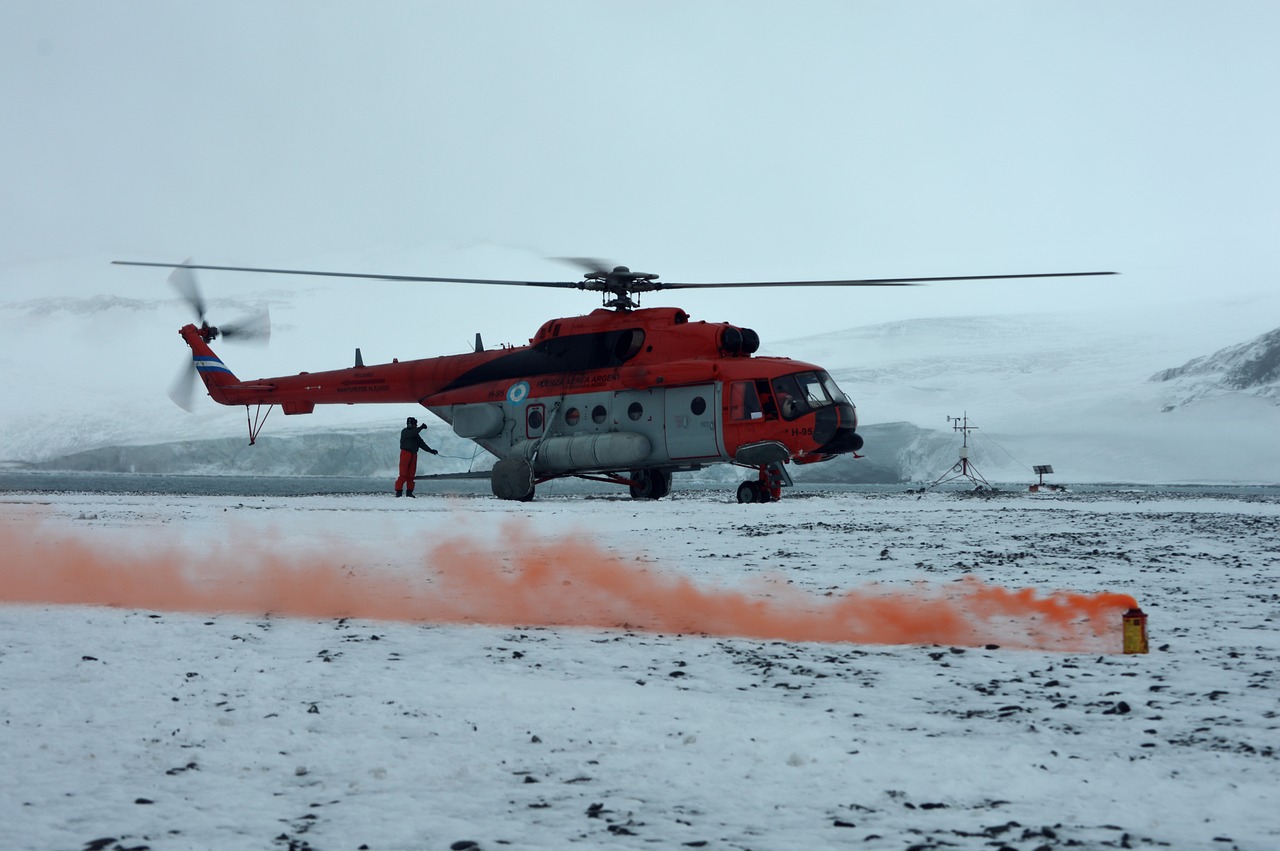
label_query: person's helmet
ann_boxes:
[406,416,417,426]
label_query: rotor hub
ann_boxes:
[581,266,662,310]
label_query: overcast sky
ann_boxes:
[4,1,1278,341]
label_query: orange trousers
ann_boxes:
[396,450,418,493]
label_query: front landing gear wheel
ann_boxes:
[737,481,775,504]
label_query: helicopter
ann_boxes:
[113,258,1114,503]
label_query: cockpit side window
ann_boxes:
[771,374,805,420]
[796,372,831,407]
[730,381,764,421]
[772,371,844,420]
[755,379,778,419]
[820,371,850,405]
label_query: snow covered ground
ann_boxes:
[3,486,1278,850]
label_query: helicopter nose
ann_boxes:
[811,404,862,455]
[818,427,864,456]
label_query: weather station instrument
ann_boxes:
[924,412,993,492]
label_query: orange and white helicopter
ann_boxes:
[114,259,1112,503]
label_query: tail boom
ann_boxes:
[176,323,483,411]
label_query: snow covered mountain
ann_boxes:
[3,256,1278,484]
[1151,326,1280,408]
[770,305,1280,484]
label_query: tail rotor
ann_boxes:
[167,262,270,410]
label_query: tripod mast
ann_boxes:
[925,412,992,490]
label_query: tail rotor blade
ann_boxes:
[168,261,206,323]
[219,306,271,345]
[167,357,198,412]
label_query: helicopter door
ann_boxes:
[665,384,720,460]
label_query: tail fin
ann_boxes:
[179,324,243,405]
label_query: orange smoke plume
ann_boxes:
[0,520,1138,651]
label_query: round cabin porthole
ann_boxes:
[527,408,544,431]
[592,405,608,424]
[690,396,707,416]
[565,407,581,426]
[628,402,644,421]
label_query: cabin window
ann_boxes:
[564,407,581,426]
[628,402,644,421]
[690,396,707,416]
[591,404,608,424]
[730,381,764,421]
[526,404,545,438]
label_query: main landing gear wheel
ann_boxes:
[737,481,774,504]
[629,468,672,500]
[492,458,535,501]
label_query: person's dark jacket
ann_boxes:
[400,425,435,453]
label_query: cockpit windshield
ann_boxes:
[771,370,849,420]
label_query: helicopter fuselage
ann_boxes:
[179,305,863,501]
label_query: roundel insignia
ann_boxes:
[506,381,531,405]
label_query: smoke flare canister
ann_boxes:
[1122,607,1149,654]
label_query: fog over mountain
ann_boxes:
[3,257,1276,486]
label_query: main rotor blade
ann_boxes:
[652,271,1118,289]
[115,260,585,290]
[553,256,614,275]
[118,260,1117,293]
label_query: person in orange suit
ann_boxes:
[395,416,438,497]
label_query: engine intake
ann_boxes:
[719,325,760,356]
